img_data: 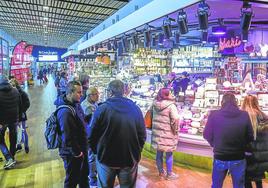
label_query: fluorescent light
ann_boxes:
[43,6,49,10]
[43,24,47,27]
[43,17,48,20]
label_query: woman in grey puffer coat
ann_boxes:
[151,88,180,180]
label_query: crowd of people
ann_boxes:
[1,71,268,188]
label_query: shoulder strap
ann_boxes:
[56,105,76,117]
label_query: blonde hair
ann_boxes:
[241,95,266,139]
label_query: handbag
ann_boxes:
[144,107,153,129]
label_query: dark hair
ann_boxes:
[66,81,81,94]
[156,88,174,101]
[107,80,124,97]
[221,92,237,107]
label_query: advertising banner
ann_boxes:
[10,41,33,83]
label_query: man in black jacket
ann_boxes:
[204,93,254,188]
[0,75,20,169]
[89,79,146,188]
[54,81,89,188]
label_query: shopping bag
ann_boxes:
[144,108,153,129]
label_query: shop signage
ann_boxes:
[219,37,242,51]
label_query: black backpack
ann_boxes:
[44,105,75,150]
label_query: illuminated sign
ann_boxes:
[219,37,242,51]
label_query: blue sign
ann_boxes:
[32,45,67,62]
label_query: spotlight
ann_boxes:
[240,2,253,31]
[107,41,112,50]
[121,37,129,52]
[112,39,118,50]
[162,24,172,39]
[197,1,210,30]
[144,30,151,47]
[242,31,248,42]
[175,32,180,44]
[177,10,188,34]
[202,31,208,43]
[131,34,139,49]
[158,33,164,45]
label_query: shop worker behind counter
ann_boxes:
[203,93,254,188]
[88,79,147,188]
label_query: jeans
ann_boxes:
[96,158,138,188]
[212,159,246,188]
[156,150,173,174]
[0,123,17,160]
[88,149,97,184]
[61,153,89,188]
[21,121,29,148]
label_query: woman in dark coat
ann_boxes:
[242,95,268,188]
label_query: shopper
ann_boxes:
[79,74,90,102]
[59,72,68,96]
[151,88,180,180]
[88,79,146,188]
[203,93,254,188]
[241,95,268,188]
[54,81,89,188]
[10,79,30,153]
[81,86,99,187]
[0,75,20,169]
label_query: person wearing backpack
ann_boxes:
[54,80,89,188]
[10,79,30,153]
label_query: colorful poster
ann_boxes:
[10,41,33,83]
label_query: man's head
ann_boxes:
[66,81,82,103]
[107,80,124,98]
[87,87,99,103]
[221,92,237,107]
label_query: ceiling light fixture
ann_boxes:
[177,10,188,34]
[240,1,253,32]
[43,6,49,10]
[162,16,174,39]
[212,19,226,35]
[197,0,210,31]
[202,31,208,43]
[242,31,248,42]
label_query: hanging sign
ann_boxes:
[219,37,242,51]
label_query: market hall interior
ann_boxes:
[0,77,267,188]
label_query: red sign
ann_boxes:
[10,41,33,83]
[219,37,242,51]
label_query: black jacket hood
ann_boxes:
[105,97,136,113]
[0,81,12,92]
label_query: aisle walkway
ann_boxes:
[0,76,267,188]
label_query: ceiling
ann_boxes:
[0,0,129,48]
